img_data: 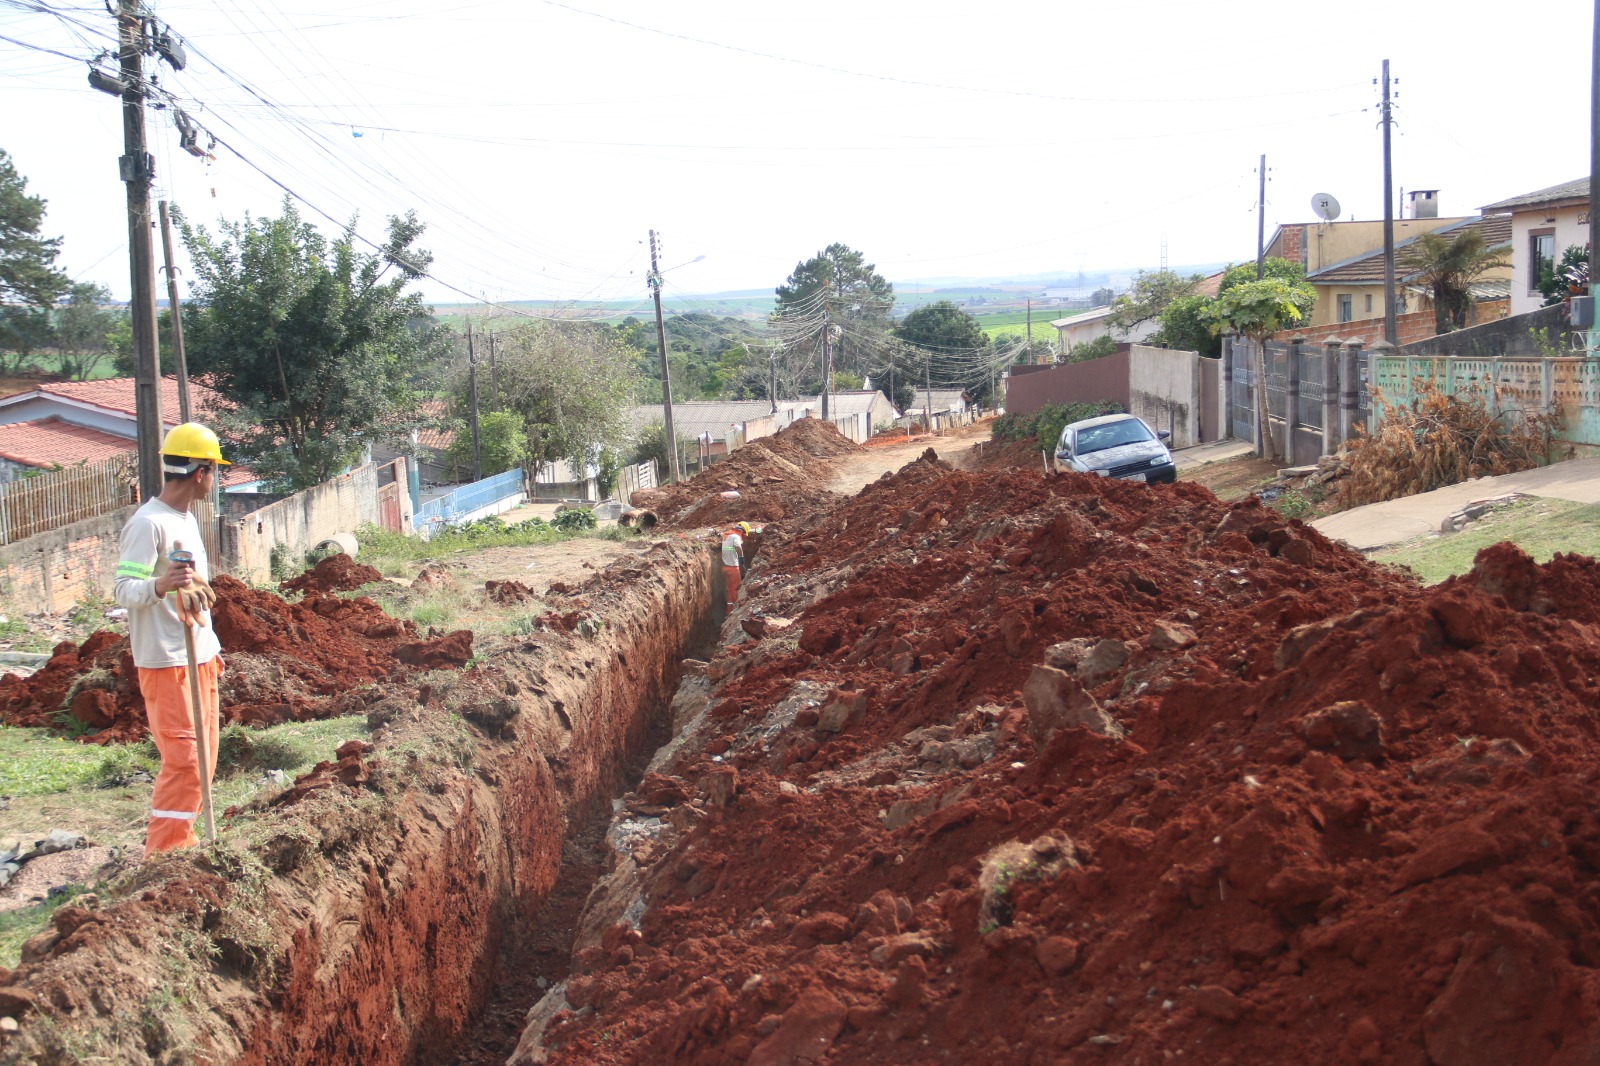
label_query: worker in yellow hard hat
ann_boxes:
[113,423,229,858]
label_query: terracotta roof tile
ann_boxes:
[3,376,228,423]
[1307,215,1513,285]
[0,417,134,469]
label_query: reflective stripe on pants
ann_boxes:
[139,656,222,858]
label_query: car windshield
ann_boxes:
[1075,418,1154,455]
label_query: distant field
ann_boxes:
[979,306,1097,341]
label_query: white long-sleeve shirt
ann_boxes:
[114,498,222,670]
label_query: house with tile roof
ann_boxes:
[1480,177,1591,316]
[0,377,254,486]
[1303,214,1514,329]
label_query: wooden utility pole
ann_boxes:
[1255,154,1267,280]
[487,331,500,411]
[924,356,934,438]
[158,201,191,424]
[1590,0,1599,354]
[820,279,833,421]
[118,0,163,499]
[648,230,680,483]
[466,320,482,482]
[1381,60,1398,346]
[1026,298,1033,351]
[768,345,778,414]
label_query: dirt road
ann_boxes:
[825,422,992,496]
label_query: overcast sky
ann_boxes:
[2,0,1591,310]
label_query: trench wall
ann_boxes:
[1,538,718,1066]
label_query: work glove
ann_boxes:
[173,577,215,627]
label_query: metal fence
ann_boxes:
[414,466,524,533]
[1229,344,1255,441]
[0,454,138,546]
[1298,348,1326,430]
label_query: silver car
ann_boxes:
[1055,413,1175,484]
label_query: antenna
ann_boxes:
[1311,192,1342,222]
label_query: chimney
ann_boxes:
[1409,189,1440,219]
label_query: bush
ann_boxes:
[992,400,1125,449]
[1336,380,1560,509]
[552,508,597,532]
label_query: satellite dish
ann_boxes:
[1311,193,1341,222]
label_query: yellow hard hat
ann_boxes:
[160,422,230,465]
[737,522,753,535]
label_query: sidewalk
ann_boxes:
[1311,456,1600,552]
[1172,439,1255,469]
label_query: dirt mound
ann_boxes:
[280,553,383,595]
[534,457,1600,1064]
[0,575,473,741]
[647,418,862,530]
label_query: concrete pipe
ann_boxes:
[314,531,360,558]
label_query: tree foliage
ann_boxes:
[896,300,988,353]
[773,243,894,395]
[1538,245,1589,308]
[1218,257,1306,294]
[0,150,69,372]
[53,282,118,381]
[179,199,445,491]
[445,409,526,480]
[1150,294,1220,358]
[486,321,640,483]
[1066,334,1118,362]
[1398,229,1512,333]
[1107,270,1201,331]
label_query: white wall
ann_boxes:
[1509,204,1589,316]
[1128,345,1201,450]
[1055,313,1158,353]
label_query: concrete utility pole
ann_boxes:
[648,230,680,483]
[820,278,833,421]
[768,345,778,414]
[118,0,163,500]
[1255,154,1267,281]
[158,201,191,425]
[1590,0,1600,354]
[1026,298,1033,349]
[924,357,934,438]
[466,320,482,482]
[487,331,500,411]
[1381,59,1399,346]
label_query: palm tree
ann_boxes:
[1401,229,1511,334]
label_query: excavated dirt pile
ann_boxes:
[280,552,384,594]
[0,574,472,742]
[634,418,861,530]
[527,451,1600,1065]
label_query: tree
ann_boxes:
[0,150,69,373]
[1151,294,1221,358]
[489,321,640,486]
[1107,270,1201,331]
[1398,229,1511,333]
[179,199,446,491]
[53,282,118,381]
[1067,334,1118,362]
[1218,257,1306,294]
[774,243,894,395]
[445,409,526,480]
[1539,245,1589,307]
[896,300,988,353]
[1200,277,1316,462]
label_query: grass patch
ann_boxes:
[0,884,89,968]
[0,726,119,796]
[0,616,60,654]
[214,715,371,779]
[357,517,632,574]
[1372,499,1600,584]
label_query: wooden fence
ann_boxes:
[0,455,139,547]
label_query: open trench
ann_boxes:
[1,538,728,1066]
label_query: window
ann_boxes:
[1364,294,1373,313]
[1338,294,1353,323]
[1532,230,1556,292]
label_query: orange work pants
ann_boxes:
[138,656,223,858]
[723,564,742,608]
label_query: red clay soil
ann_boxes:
[634,418,861,530]
[537,451,1600,1065]
[0,575,473,742]
[280,553,384,595]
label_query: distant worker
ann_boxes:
[114,423,227,859]
[721,522,750,609]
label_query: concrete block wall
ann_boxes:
[1127,346,1202,449]
[0,506,133,614]
[222,464,381,585]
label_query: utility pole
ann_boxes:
[118,0,163,500]
[924,356,934,438]
[1026,298,1033,351]
[1380,59,1399,346]
[1255,153,1268,281]
[768,345,778,414]
[648,230,680,483]
[488,331,500,411]
[1589,0,1600,355]
[466,320,482,482]
[158,201,191,424]
[820,279,833,420]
